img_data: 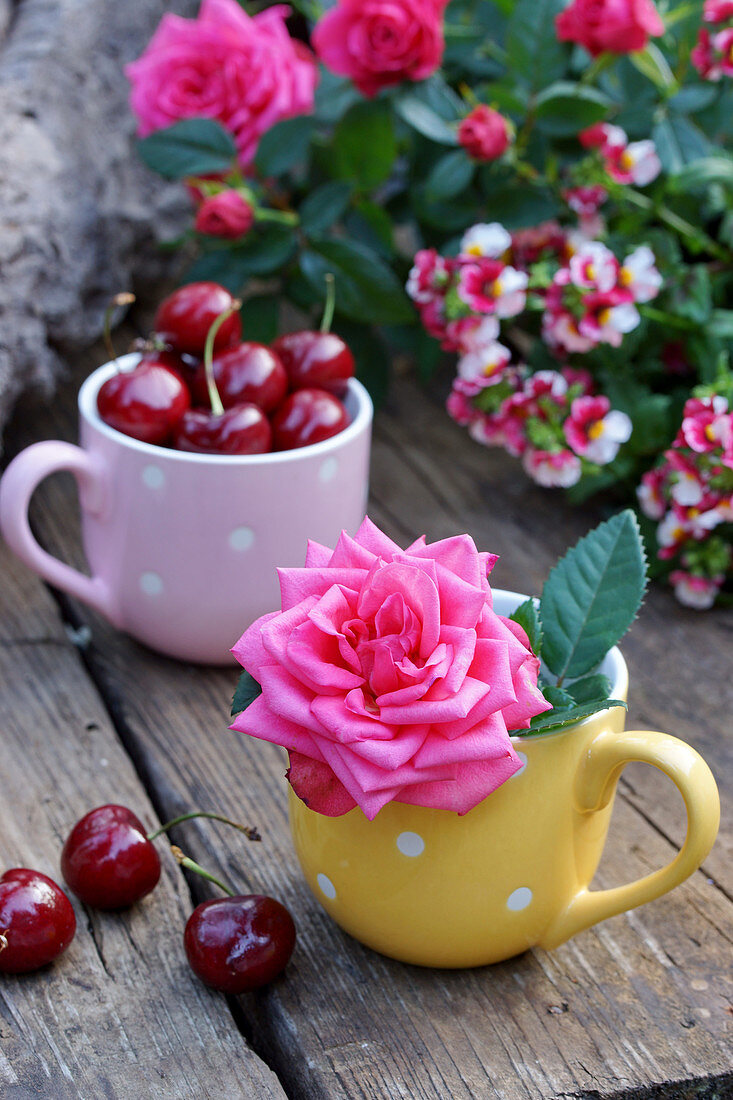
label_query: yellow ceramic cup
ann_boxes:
[289,590,720,968]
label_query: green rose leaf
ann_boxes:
[394,94,459,145]
[534,82,612,136]
[301,236,414,325]
[506,0,568,91]
[708,310,733,338]
[299,181,353,236]
[332,100,397,190]
[540,510,647,684]
[254,115,317,177]
[509,598,543,658]
[652,114,711,173]
[669,155,733,193]
[137,119,237,180]
[424,149,475,201]
[514,698,627,738]
[231,670,262,717]
[239,294,280,345]
[564,673,612,705]
[187,224,297,292]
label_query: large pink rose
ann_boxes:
[312,0,448,98]
[231,518,550,820]
[556,0,665,57]
[126,0,318,167]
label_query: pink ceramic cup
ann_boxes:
[0,355,373,664]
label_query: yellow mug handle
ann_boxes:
[541,729,720,949]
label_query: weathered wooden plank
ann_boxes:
[4,350,731,1098]
[0,545,287,1097]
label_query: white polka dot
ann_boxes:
[319,457,339,483]
[506,887,533,911]
[229,526,255,551]
[317,873,336,900]
[396,831,425,857]
[142,465,165,490]
[513,752,528,776]
[139,572,164,596]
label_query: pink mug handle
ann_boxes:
[0,441,116,621]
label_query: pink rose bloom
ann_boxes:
[126,0,318,168]
[556,0,665,57]
[231,518,550,820]
[312,0,448,97]
[458,106,511,162]
[704,0,733,23]
[194,190,255,239]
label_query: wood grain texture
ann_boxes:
[3,348,731,1099]
[0,546,287,1098]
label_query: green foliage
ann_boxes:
[534,82,612,136]
[138,119,237,179]
[540,511,647,684]
[231,670,261,717]
[301,237,414,325]
[509,598,543,657]
[254,115,317,176]
[505,0,567,91]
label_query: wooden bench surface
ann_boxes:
[1,328,731,1099]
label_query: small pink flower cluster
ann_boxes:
[580,123,662,187]
[447,368,632,490]
[638,395,733,608]
[692,0,733,81]
[542,240,662,355]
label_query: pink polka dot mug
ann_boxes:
[0,356,373,663]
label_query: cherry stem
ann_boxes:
[147,811,261,842]
[170,846,234,897]
[203,301,242,416]
[320,273,336,334]
[103,292,136,369]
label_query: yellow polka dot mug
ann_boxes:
[289,590,720,968]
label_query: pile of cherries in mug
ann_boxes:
[97,281,355,455]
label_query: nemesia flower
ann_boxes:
[577,289,640,347]
[604,139,662,185]
[446,387,476,425]
[456,343,513,393]
[312,0,449,97]
[456,261,528,317]
[126,0,318,168]
[509,221,567,268]
[563,184,608,216]
[618,245,663,302]
[679,397,732,453]
[669,571,723,610]
[580,122,627,152]
[458,105,511,161]
[555,0,665,57]
[569,241,619,292]
[406,249,451,304]
[445,314,501,354]
[522,447,582,488]
[564,395,632,463]
[460,222,512,259]
[231,518,551,819]
[637,466,667,519]
[194,190,255,239]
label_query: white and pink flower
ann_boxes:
[669,571,724,610]
[564,395,632,464]
[460,222,512,259]
[568,241,620,292]
[618,245,663,302]
[522,448,582,488]
[456,260,528,317]
[456,342,513,393]
[605,139,662,185]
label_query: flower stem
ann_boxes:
[254,207,299,226]
[203,301,242,416]
[320,273,336,333]
[147,811,261,842]
[170,846,234,897]
[103,292,136,368]
[624,188,729,260]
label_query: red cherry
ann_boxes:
[272,331,355,396]
[153,282,242,356]
[184,895,296,993]
[97,361,190,445]
[0,869,76,973]
[61,805,161,910]
[191,343,288,413]
[271,388,349,451]
[174,405,272,455]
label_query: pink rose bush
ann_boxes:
[312,0,448,98]
[126,0,317,167]
[555,0,665,57]
[692,0,733,80]
[231,518,550,819]
[638,395,733,608]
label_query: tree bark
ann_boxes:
[0,0,198,438]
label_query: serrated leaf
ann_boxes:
[540,510,647,683]
[509,598,543,657]
[254,115,316,177]
[231,670,262,716]
[669,155,733,193]
[299,181,353,235]
[542,685,576,709]
[534,82,611,136]
[506,0,567,91]
[394,94,459,145]
[302,236,414,324]
[332,100,397,190]
[137,119,237,180]
[564,673,612,705]
[424,149,475,200]
[511,698,627,738]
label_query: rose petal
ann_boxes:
[348,725,428,769]
[396,753,522,815]
[413,712,509,767]
[353,515,405,559]
[379,673,489,725]
[312,692,397,743]
[230,694,324,757]
[278,566,364,611]
[287,751,356,816]
[358,560,442,658]
[327,529,378,569]
[305,539,333,567]
[231,610,279,675]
